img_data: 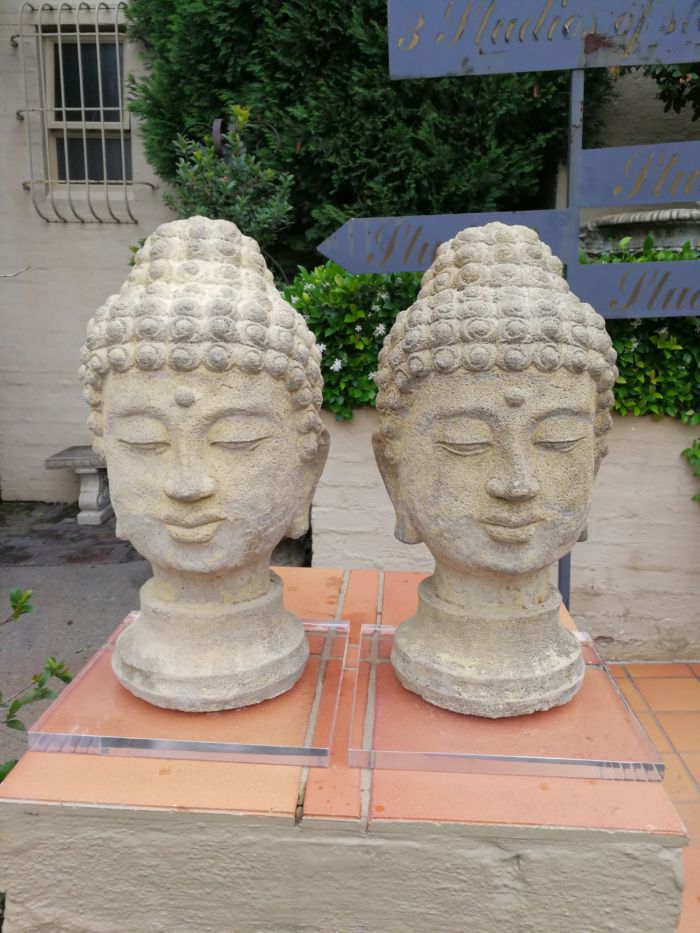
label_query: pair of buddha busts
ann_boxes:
[79,217,617,719]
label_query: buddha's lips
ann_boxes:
[480,517,541,529]
[163,516,225,543]
[162,514,225,528]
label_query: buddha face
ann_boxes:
[375,368,597,576]
[102,367,327,574]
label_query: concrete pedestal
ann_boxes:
[0,569,687,933]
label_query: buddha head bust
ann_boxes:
[79,217,329,711]
[373,223,616,717]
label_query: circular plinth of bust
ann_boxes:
[111,574,309,712]
[390,578,585,718]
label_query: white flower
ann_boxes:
[371,303,380,313]
[303,283,312,293]
[630,339,639,351]
[373,323,387,337]
[355,324,362,332]
[630,318,642,328]
[656,327,668,336]
[290,295,299,305]
[378,289,389,300]
[330,358,343,372]
[694,320,700,332]
[316,342,326,354]
[302,314,310,323]
[368,370,376,380]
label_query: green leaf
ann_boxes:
[0,759,18,782]
[5,719,26,732]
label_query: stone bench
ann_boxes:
[45,446,113,526]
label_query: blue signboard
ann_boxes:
[318,210,572,274]
[570,260,700,319]
[577,141,700,208]
[389,0,700,79]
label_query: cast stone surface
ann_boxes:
[373,222,617,718]
[79,216,329,711]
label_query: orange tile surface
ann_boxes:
[616,678,649,712]
[380,571,428,627]
[626,663,694,679]
[607,663,628,679]
[0,752,300,814]
[690,664,700,677]
[684,753,700,786]
[679,847,700,933]
[370,769,684,833]
[636,712,672,753]
[303,669,362,820]
[661,754,700,803]
[636,678,700,712]
[276,566,344,620]
[342,569,380,642]
[655,713,700,752]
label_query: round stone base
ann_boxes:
[112,573,309,712]
[391,577,585,719]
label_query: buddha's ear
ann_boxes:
[286,427,330,539]
[372,432,423,545]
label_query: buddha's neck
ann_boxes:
[148,558,272,607]
[431,561,557,615]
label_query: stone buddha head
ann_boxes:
[79,217,329,711]
[372,223,617,717]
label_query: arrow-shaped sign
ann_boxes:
[318,209,573,274]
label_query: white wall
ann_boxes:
[312,411,700,661]
[0,3,174,502]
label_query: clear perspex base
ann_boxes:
[29,615,348,768]
[348,625,664,781]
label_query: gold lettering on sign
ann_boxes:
[533,0,555,40]
[610,269,695,315]
[505,18,517,41]
[622,153,655,200]
[475,1,498,46]
[519,17,533,41]
[547,17,561,39]
[614,12,634,36]
[398,13,425,50]
[449,1,475,47]
[685,170,700,195]
[491,19,504,43]
[563,14,584,38]
[616,151,700,200]
[624,0,655,57]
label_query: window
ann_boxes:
[19,3,137,222]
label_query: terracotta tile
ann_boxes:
[303,669,361,820]
[381,571,429,628]
[626,663,694,679]
[637,712,673,753]
[679,846,700,933]
[690,664,700,677]
[370,770,685,835]
[31,649,321,747]
[656,713,700,753]
[661,754,700,803]
[683,753,700,787]
[636,678,700,712]
[341,569,380,643]
[616,678,649,713]
[675,802,700,845]
[0,752,300,815]
[607,663,629,680]
[371,665,655,763]
[559,605,577,633]
[276,567,344,620]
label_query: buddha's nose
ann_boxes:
[485,461,540,502]
[164,452,216,502]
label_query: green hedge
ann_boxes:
[127,0,611,271]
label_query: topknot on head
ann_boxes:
[79,217,325,448]
[375,223,617,465]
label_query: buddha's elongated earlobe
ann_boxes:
[372,433,422,545]
[286,427,330,539]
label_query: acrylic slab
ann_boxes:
[348,626,663,781]
[29,614,348,767]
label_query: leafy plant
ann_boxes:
[127,0,612,271]
[682,440,700,501]
[163,104,294,255]
[645,64,700,120]
[1,590,72,782]
[284,263,420,419]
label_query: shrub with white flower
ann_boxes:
[283,261,421,419]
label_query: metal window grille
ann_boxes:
[18,2,144,223]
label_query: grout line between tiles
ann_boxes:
[335,569,350,622]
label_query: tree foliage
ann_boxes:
[127,0,611,270]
